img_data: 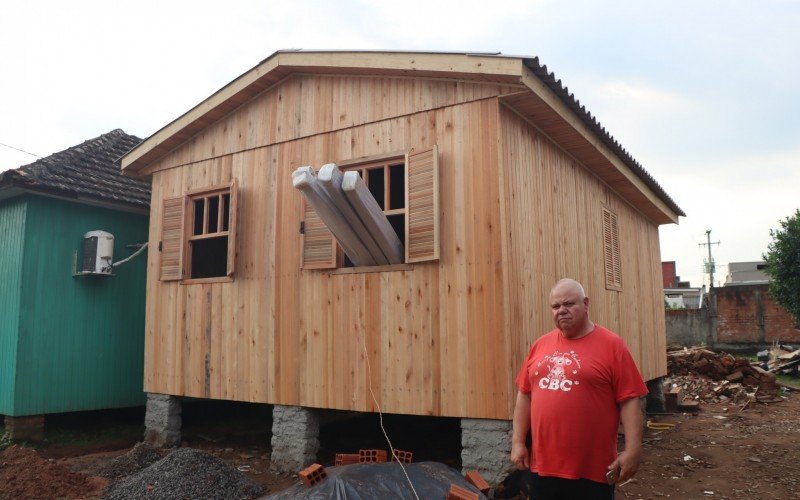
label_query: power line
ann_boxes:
[0,141,42,159]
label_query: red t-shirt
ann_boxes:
[515,325,648,483]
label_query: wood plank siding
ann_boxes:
[498,104,667,383]
[142,73,667,420]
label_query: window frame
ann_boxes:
[181,181,237,284]
[299,146,439,272]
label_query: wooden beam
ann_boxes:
[292,167,376,266]
[318,163,389,265]
[342,170,404,264]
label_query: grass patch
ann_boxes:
[776,373,800,389]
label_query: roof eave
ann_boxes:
[120,51,524,174]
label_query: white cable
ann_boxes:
[358,330,420,500]
[112,242,148,267]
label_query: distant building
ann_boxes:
[662,260,691,288]
[725,261,770,285]
[662,261,703,308]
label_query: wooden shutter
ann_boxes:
[226,178,239,277]
[602,207,622,290]
[160,195,185,281]
[301,198,339,269]
[405,145,440,263]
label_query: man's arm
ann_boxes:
[608,396,644,482]
[510,390,531,470]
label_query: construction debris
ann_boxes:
[666,346,784,407]
[448,483,480,500]
[465,470,491,495]
[298,463,327,487]
[358,449,388,463]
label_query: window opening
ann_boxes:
[188,188,231,279]
[389,163,405,209]
[338,158,406,268]
[367,167,385,208]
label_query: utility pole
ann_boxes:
[699,229,721,288]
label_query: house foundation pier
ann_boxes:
[270,405,320,474]
[144,393,182,447]
[461,418,513,485]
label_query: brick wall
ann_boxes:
[662,261,677,288]
[714,284,800,344]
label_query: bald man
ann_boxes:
[510,278,647,500]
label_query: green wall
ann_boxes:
[0,198,26,415]
[7,195,148,416]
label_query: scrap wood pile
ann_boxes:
[762,344,800,375]
[666,346,785,405]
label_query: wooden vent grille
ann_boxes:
[602,207,622,290]
[160,196,185,281]
[405,145,440,263]
[301,199,338,269]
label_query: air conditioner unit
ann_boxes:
[82,230,114,275]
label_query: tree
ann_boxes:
[763,209,800,325]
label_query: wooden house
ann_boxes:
[0,130,150,440]
[121,51,683,477]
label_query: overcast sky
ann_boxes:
[2,0,798,288]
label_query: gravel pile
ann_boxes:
[98,443,162,479]
[105,448,263,500]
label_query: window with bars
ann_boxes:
[602,206,622,291]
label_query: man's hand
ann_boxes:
[510,442,530,470]
[608,447,641,483]
[613,396,644,482]
[511,391,532,470]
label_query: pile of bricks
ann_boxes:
[301,451,491,496]
[666,346,782,406]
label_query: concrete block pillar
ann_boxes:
[5,415,45,442]
[144,393,182,447]
[461,418,513,485]
[646,377,667,414]
[270,405,320,474]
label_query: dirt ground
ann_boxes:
[2,390,799,499]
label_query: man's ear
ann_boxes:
[584,297,590,308]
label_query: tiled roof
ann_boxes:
[0,129,149,210]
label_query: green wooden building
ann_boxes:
[0,130,150,439]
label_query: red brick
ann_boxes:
[359,449,388,463]
[464,470,490,494]
[391,449,413,463]
[447,483,479,500]
[298,463,327,487]
[335,453,360,466]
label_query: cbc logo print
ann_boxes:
[534,351,582,392]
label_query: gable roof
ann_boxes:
[121,50,683,223]
[1,129,150,212]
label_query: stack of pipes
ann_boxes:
[292,164,404,266]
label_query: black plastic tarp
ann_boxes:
[266,462,487,499]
